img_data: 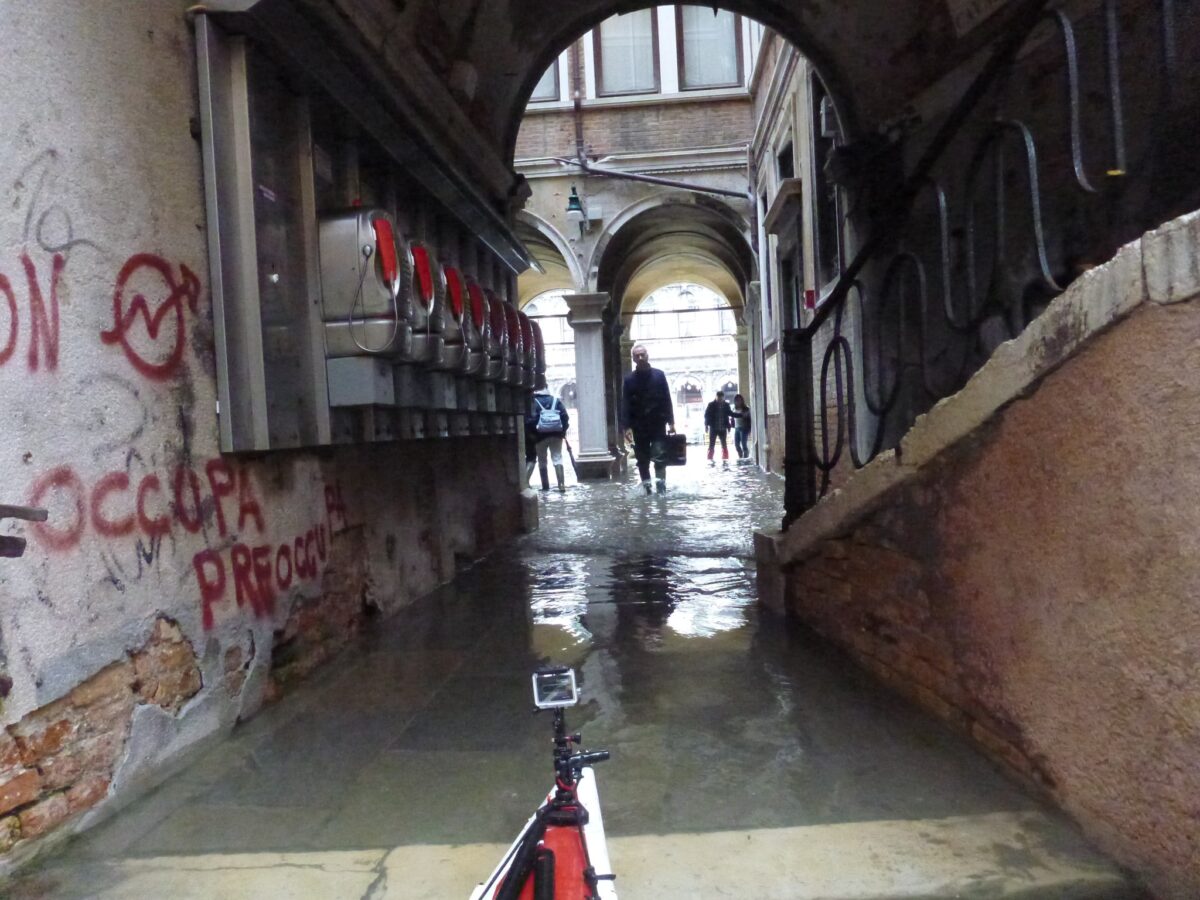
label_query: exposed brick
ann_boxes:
[0,816,19,853]
[39,730,126,792]
[0,733,24,776]
[18,792,70,839]
[66,774,110,815]
[0,770,42,816]
[270,533,368,692]
[971,720,1034,779]
[11,717,75,766]
[223,645,244,674]
[131,617,202,713]
[66,662,133,709]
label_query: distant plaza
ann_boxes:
[524,283,740,443]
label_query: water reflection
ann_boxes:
[527,455,785,560]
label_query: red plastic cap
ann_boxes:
[412,244,434,308]
[371,218,398,289]
[444,266,465,320]
[467,282,487,330]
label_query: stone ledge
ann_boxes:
[761,213,1200,571]
[1143,209,1200,304]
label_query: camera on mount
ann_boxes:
[531,665,578,709]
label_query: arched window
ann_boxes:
[722,381,738,396]
[677,380,704,405]
[558,381,578,409]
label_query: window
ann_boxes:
[530,59,560,102]
[811,76,844,294]
[776,141,794,181]
[677,7,742,90]
[595,10,659,96]
[678,381,704,405]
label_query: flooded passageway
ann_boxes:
[13,461,1133,898]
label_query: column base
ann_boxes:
[520,489,540,533]
[574,451,615,480]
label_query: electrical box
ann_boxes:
[327,356,396,407]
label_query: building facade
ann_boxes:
[513,7,761,465]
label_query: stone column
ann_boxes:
[606,314,629,473]
[565,293,615,479]
[735,325,750,402]
[743,283,766,468]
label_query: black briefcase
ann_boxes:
[663,433,688,466]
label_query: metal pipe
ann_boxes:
[552,157,750,201]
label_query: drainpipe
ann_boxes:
[553,157,751,202]
[571,42,585,164]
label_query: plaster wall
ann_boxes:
[758,213,1200,897]
[0,0,523,864]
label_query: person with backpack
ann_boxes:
[730,393,752,462]
[528,388,570,492]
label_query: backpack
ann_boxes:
[533,395,564,434]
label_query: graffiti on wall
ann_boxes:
[0,253,64,372]
[3,152,202,382]
[100,254,202,380]
[27,460,350,630]
[7,149,348,635]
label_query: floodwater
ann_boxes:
[9,456,1137,898]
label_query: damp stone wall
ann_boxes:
[0,0,525,872]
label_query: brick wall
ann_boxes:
[0,619,201,853]
[772,267,1200,898]
[515,97,754,160]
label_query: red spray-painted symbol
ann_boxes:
[100,254,201,380]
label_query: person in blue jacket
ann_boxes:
[620,343,676,495]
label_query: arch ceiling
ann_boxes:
[459,0,1006,161]
[592,195,754,318]
[515,215,581,307]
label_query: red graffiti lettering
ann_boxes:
[251,545,276,617]
[205,459,236,537]
[324,483,347,531]
[294,534,310,579]
[196,516,330,629]
[100,254,201,380]
[230,544,257,612]
[136,474,171,538]
[237,470,264,535]
[90,471,134,537]
[29,466,86,551]
[172,467,204,534]
[22,252,63,372]
[275,544,293,590]
[0,273,16,367]
[193,550,227,630]
[316,524,327,562]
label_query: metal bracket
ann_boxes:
[0,504,48,559]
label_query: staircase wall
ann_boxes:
[757,211,1200,899]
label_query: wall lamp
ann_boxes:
[565,184,588,238]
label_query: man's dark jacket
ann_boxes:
[621,367,674,431]
[704,399,734,433]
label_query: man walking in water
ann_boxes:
[620,343,675,495]
[704,390,734,463]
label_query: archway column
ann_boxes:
[735,326,750,409]
[565,292,616,480]
[606,312,629,473]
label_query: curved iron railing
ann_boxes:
[783,0,1192,527]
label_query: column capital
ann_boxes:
[565,292,610,329]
